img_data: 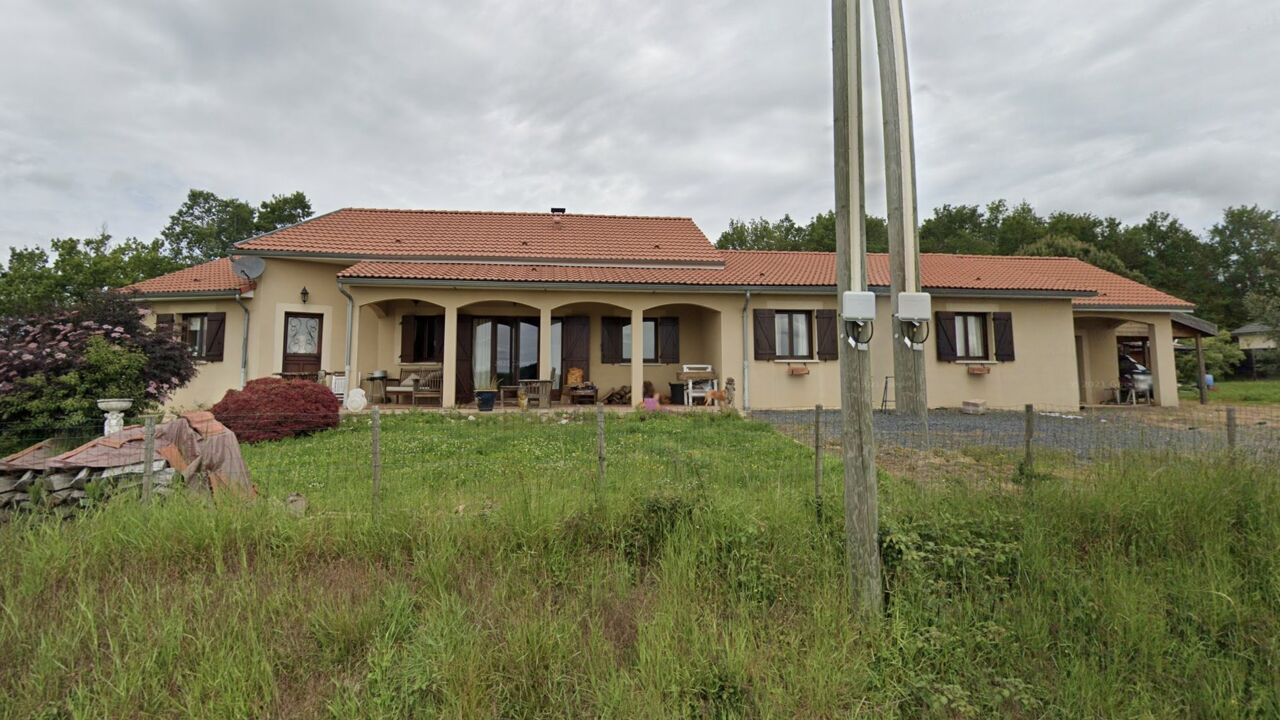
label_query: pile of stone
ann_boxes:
[0,411,253,517]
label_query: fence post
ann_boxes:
[814,404,824,521]
[1226,407,1237,454]
[1023,404,1035,472]
[141,415,156,503]
[371,406,382,514]
[596,404,606,497]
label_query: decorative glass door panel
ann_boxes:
[282,312,323,375]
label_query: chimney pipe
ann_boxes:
[551,207,565,224]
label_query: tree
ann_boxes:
[716,212,887,252]
[919,203,998,254]
[0,291,196,430]
[1209,206,1280,330]
[1246,291,1280,346]
[1175,332,1245,385]
[0,233,179,319]
[255,191,314,234]
[159,190,258,264]
[1016,235,1143,280]
[991,200,1046,255]
[716,214,807,250]
[1121,213,1218,322]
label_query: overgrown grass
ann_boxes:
[1182,379,1280,405]
[1,412,1277,718]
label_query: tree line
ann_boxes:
[0,189,313,318]
[717,201,1280,333]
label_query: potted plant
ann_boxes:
[475,382,498,412]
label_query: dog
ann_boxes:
[705,378,736,407]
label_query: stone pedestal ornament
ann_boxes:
[97,398,133,437]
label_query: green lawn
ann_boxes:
[1181,378,1280,405]
[1,412,1277,718]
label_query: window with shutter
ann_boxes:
[992,312,1015,362]
[815,310,838,361]
[658,317,680,364]
[752,309,776,360]
[774,311,813,360]
[934,311,957,361]
[203,312,226,362]
[600,317,624,364]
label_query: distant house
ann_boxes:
[1232,323,1276,378]
[125,207,1211,411]
[1232,323,1277,352]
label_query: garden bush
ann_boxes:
[211,377,340,443]
[0,291,195,431]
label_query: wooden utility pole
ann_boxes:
[1195,334,1209,405]
[873,0,927,419]
[832,0,883,617]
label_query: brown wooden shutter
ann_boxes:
[400,315,415,362]
[455,315,474,403]
[753,309,776,360]
[600,317,624,364]
[203,312,226,362]
[658,317,680,364]
[429,316,445,362]
[935,311,957,361]
[815,309,838,361]
[561,316,590,381]
[155,313,175,338]
[992,312,1015,362]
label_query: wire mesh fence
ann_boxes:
[757,402,1280,468]
[1,401,1276,519]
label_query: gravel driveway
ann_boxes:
[753,407,1279,460]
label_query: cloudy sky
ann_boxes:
[2,0,1278,254]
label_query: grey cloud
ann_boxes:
[1,0,1277,254]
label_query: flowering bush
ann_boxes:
[0,292,196,429]
[211,377,340,443]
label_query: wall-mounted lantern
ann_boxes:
[300,287,310,304]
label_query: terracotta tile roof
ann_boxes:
[337,251,1193,309]
[235,208,722,266]
[123,258,253,297]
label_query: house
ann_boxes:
[1232,323,1276,352]
[124,207,1208,412]
[1232,323,1276,379]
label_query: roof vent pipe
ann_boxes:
[551,207,565,224]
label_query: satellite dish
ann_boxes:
[231,255,266,280]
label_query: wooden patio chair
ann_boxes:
[410,370,444,407]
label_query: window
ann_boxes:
[621,319,658,362]
[774,311,812,359]
[404,316,443,363]
[602,317,679,364]
[183,314,207,358]
[954,313,988,360]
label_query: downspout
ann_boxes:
[233,291,250,388]
[741,290,751,411]
[337,281,355,384]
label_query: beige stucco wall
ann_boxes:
[140,257,1189,413]
[142,297,247,410]
[926,298,1080,411]
[1239,333,1277,351]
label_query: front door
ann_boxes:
[283,312,323,375]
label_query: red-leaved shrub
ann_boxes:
[211,377,340,443]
